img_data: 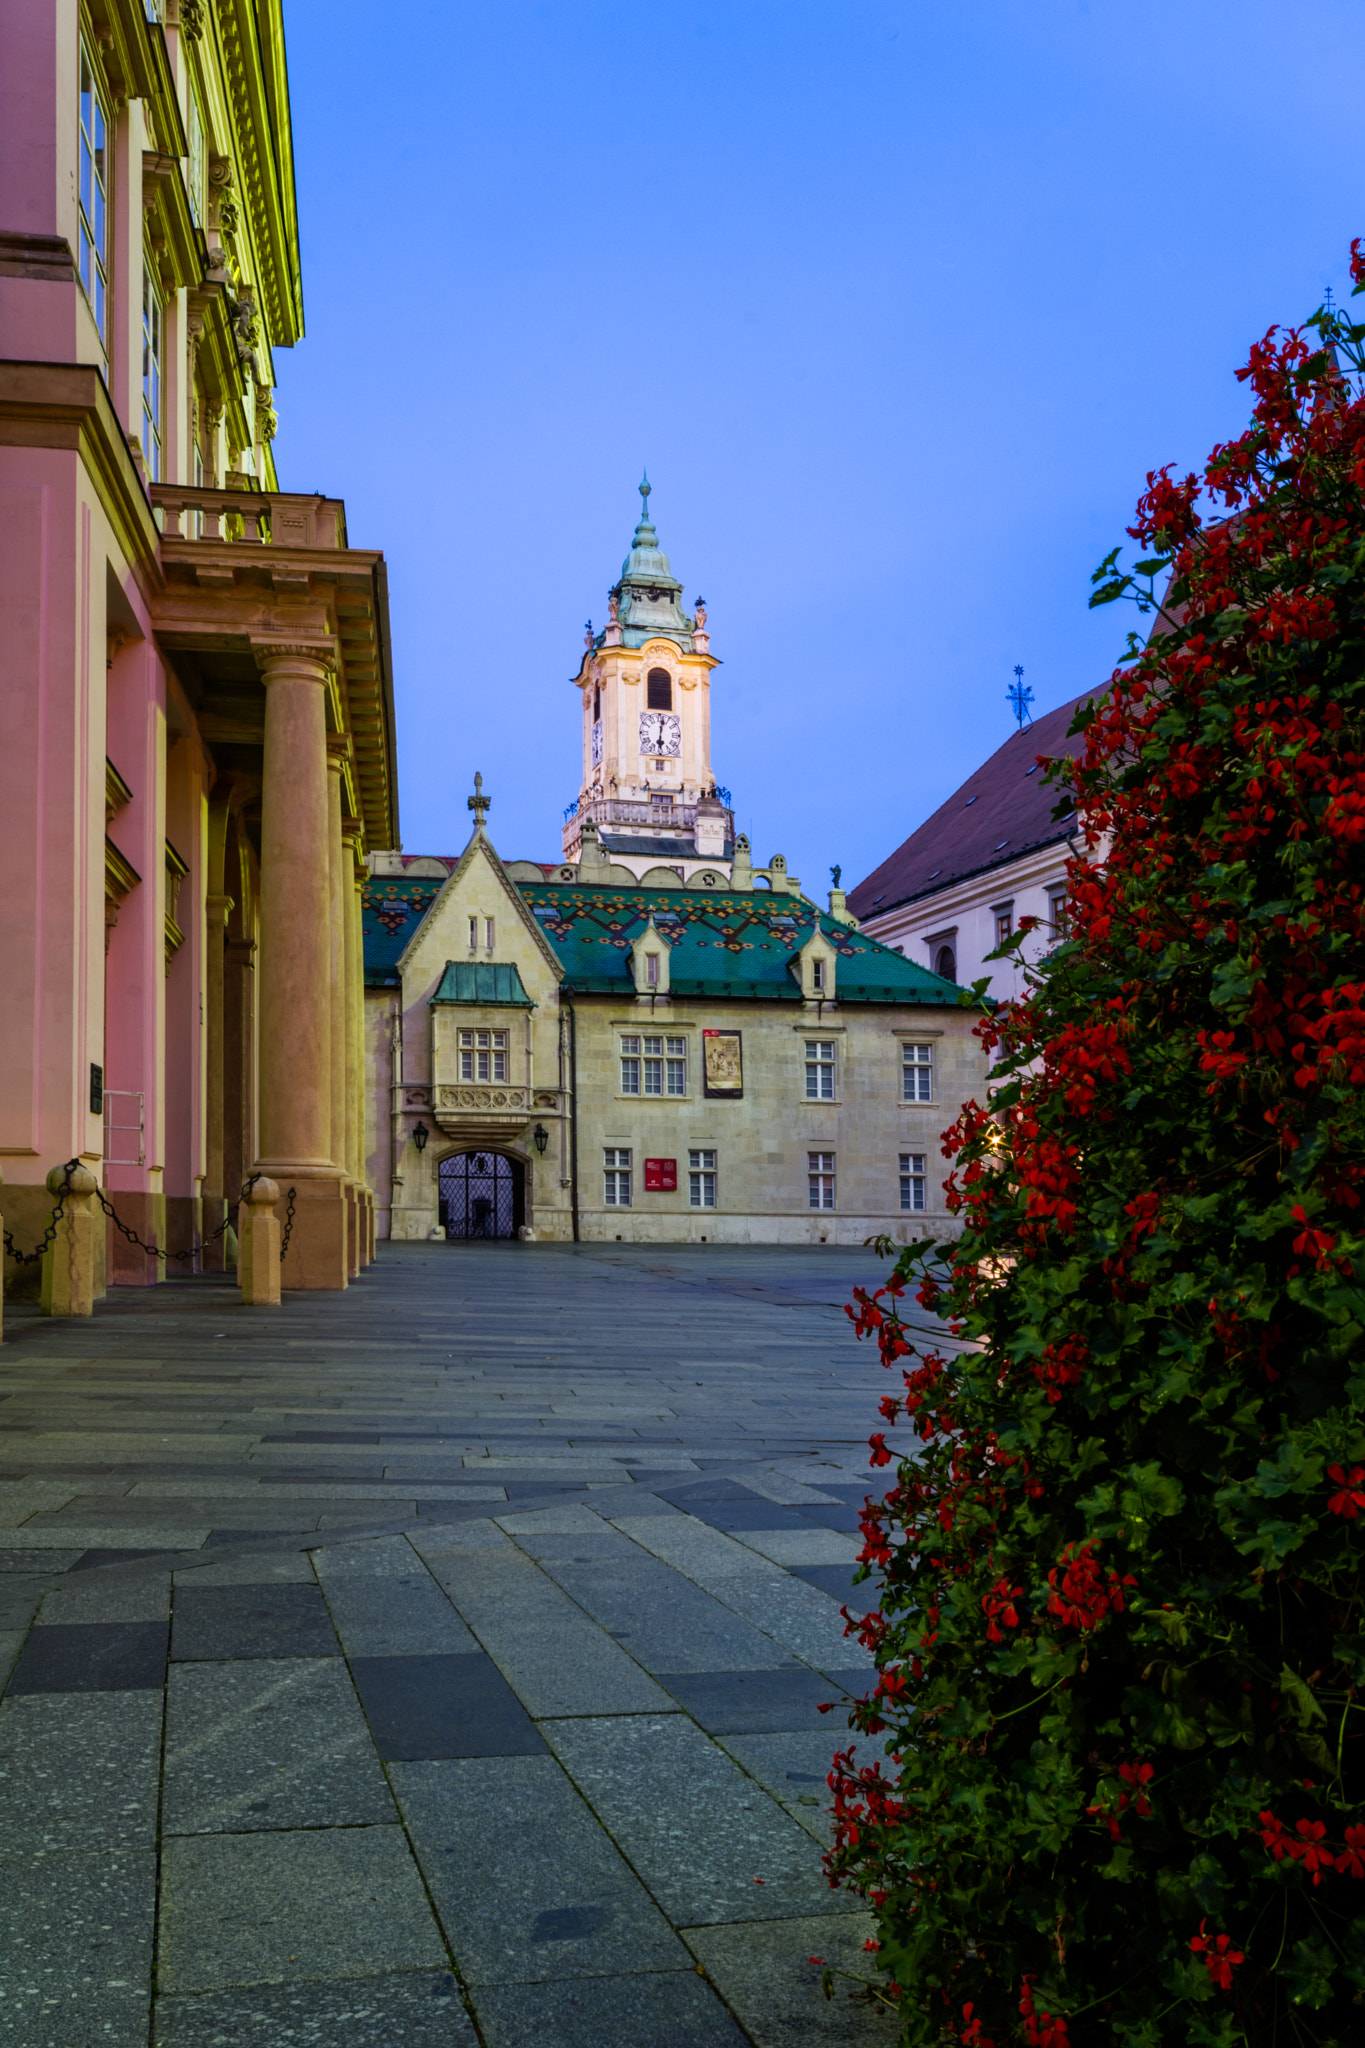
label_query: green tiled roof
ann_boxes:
[431,960,535,1007]
[362,878,448,987]
[521,886,963,1005]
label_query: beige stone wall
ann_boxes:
[570,994,985,1245]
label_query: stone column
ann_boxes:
[325,745,356,1271]
[342,818,365,1272]
[254,643,348,1289]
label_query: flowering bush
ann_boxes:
[830,261,1365,2045]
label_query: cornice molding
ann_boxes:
[0,361,159,584]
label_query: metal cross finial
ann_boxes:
[467,771,490,828]
[1008,664,1034,729]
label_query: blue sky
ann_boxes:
[275,0,1365,892]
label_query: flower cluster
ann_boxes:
[825,258,1365,2046]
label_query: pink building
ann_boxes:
[1,0,399,1298]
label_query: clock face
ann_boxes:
[639,711,681,757]
[591,720,603,765]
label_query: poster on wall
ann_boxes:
[702,1029,743,1098]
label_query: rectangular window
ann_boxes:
[900,1152,927,1212]
[689,1148,717,1209]
[1049,889,1069,942]
[805,1040,836,1100]
[994,906,1014,949]
[142,269,163,482]
[78,45,109,341]
[458,1029,507,1082]
[645,951,659,986]
[619,1034,640,1094]
[485,917,495,949]
[902,1042,933,1102]
[468,917,478,950]
[604,1147,632,1206]
[642,1034,664,1095]
[812,959,825,991]
[665,1036,686,1095]
[808,1151,836,1210]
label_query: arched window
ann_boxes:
[593,684,600,721]
[646,668,672,710]
[935,945,956,981]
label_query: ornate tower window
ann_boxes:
[646,668,673,710]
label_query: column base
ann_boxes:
[262,1172,349,1290]
[106,1190,166,1287]
[346,1184,360,1278]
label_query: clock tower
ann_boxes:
[564,478,734,877]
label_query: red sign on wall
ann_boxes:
[643,1158,677,1192]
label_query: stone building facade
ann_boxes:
[363,814,982,1246]
[1,0,398,1297]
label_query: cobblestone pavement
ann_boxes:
[0,1241,918,2047]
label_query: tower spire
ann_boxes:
[633,470,656,544]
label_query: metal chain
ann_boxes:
[5,1168,298,1273]
[2,1160,76,1266]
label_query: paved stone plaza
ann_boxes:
[0,1242,915,2047]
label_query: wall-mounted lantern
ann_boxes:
[532,1123,549,1155]
[412,1120,429,1153]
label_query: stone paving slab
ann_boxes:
[171,1584,340,1661]
[350,1650,547,1759]
[539,1554,798,1674]
[544,1715,858,1926]
[0,1692,162,1850]
[0,1849,155,2046]
[157,1826,445,1995]
[151,1971,478,2046]
[393,1754,688,1983]
[471,1971,749,2047]
[7,1619,168,1693]
[428,1546,676,1718]
[163,1658,396,1834]
[683,1912,900,2048]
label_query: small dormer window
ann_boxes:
[646,668,672,710]
[812,959,825,991]
[646,952,660,986]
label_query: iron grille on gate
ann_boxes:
[437,1152,523,1240]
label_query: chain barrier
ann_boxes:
[1,1160,77,1266]
[4,1166,297,1271]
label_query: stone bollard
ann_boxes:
[238,1178,282,1306]
[40,1163,100,1318]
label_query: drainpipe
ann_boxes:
[564,991,580,1242]
[389,1000,403,1234]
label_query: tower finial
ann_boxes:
[639,470,650,512]
[467,770,490,829]
[1007,665,1034,730]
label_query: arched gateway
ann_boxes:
[437,1152,525,1240]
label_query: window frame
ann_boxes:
[689,1148,717,1209]
[807,1150,836,1210]
[458,1028,508,1083]
[77,41,111,344]
[901,1041,934,1103]
[141,266,164,482]
[604,1146,632,1207]
[900,1152,927,1213]
[804,1039,837,1101]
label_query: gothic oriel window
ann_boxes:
[646,668,672,710]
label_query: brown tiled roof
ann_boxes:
[848,692,1091,920]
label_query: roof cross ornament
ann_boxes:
[467,771,491,828]
[1007,664,1034,729]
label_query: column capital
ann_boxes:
[254,641,335,679]
[206,892,234,930]
[325,732,353,772]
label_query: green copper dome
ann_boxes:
[607,474,696,652]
